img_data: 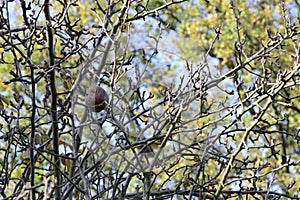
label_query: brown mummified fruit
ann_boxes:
[85,85,109,112]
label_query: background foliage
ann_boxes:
[1,0,300,199]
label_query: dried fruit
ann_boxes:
[85,85,109,112]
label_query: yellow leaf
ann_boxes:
[59,139,72,147]
[61,157,70,169]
